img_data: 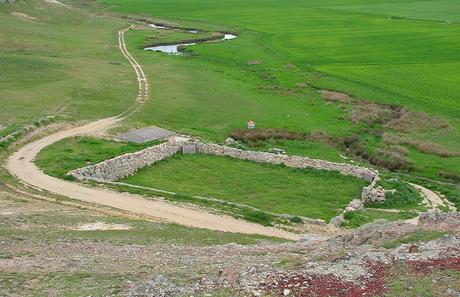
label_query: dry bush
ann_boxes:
[438,171,460,182]
[349,103,401,125]
[321,90,354,103]
[387,145,410,156]
[385,110,449,132]
[383,134,458,158]
[308,129,332,144]
[230,129,308,144]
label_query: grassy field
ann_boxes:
[342,209,417,228]
[0,0,136,138]
[120,153,366,221]
[95,0,460,183]
[35,136,160,179]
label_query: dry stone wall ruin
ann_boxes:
[68,140,381,201]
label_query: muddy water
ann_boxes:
[144,25,237,55]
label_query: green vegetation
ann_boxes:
[342,209,417,228]
[97,0,460,182]
[35,137,159,179]
[381,230,448,249]
[366,178,423,210]
[0,1,136,139]
[386,267,460,297]
[121,153,366,221]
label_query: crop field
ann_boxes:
[97,0,460,182]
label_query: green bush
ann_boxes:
[366,179,422,209]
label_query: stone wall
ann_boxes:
[69,140,379,185]
[195,143,378,182]
[68,140,183,181]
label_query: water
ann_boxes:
[223,34,237,40]
[145,27,237,54]
[144,43,196,55]
[149,24,167,29]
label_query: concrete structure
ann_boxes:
[116,126,174,143]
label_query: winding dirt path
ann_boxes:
[5,27,299,240]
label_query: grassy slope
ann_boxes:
[121,153,366,220]
[0,1,136,137]
[98,0,460,181]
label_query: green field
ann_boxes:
[0,1,135,137]
[121,153,366,221]
[34,137,160,179]
[95,0,460,182]
[3,0,460,226]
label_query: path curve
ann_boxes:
[5,27,299,241]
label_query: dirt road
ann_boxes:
[5,28,299,240]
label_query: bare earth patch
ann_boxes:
[74,222,132,231]
[10,12,38,22]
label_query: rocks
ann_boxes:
[418,211,460,232]
[362,185,386,203]
[127,275,182,297]
[345,199,364,212]
[182,142,197,154]
[330,214,345,227]
[331,220,417,246]
[270,148,286,155]
[225,137,238,145]
[447,288,460,297]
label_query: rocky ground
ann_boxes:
[0,187,459,297]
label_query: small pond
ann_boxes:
[144,25,237,55]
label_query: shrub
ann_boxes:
[438,171,460,182]
[366,179,422,209]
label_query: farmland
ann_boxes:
[2,0,460,295]
[96,0,460,182]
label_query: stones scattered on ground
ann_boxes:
[127,275,183,297]
[331,220,417,246]
[418,211,460,233]
[3,187,459,297]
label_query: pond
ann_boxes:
[144,25,237,55]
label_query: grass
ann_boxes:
[381,230,448,249]
[0,1,136,138]
[121,153,367,221]
[35,136,159,179]
[385,267,460,297]
[342,209,418,228]
[366,178,423,210]
[94,0,460,182]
